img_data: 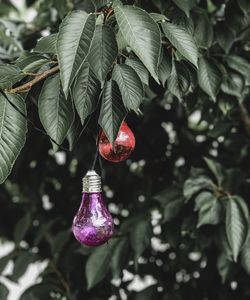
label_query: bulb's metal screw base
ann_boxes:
[82,170,102,193]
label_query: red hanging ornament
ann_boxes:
[98,121,136,162]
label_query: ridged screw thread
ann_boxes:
[82,170,102,193]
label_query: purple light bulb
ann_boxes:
[72,170,114,247]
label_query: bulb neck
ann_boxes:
[82,170,102,193]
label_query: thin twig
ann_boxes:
[105,8,114,23]
[6,65,60,93]
[50,261,71,296]
[22,71,43,76]
[119,53,129,59]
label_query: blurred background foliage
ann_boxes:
[1,0,250,299]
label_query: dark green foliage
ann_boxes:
[0,0,250,299]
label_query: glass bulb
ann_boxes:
[72,171,114,247]
[98,121,136,162]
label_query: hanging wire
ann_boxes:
[90,89,104,171]
[91,127,101,170]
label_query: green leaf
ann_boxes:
[91,0,108,10]
[204,157,224,186]
[115,212,138,232]
[221,72,245,99]
[222,169,243,194]
[0,283,9,299]
[163,291,183,300]
[226,196,249,261]
[38,74,74,151]
[15,53,50,73]
[241,237,250,275]
[217,253,234,284]
[66,116,82,151]
[233,196,249,220]
[75,0,95,12]
[0,253,13,274]
[225,2,247,33]
[217,100,234,116]
[0,64,22,89]
[172,0,196,17]
[154,186,182,204]
[116,29,127,51]
[14,213,31,244]
[33,219,58,246]
[226,55,250,84]
[51,229,70,254]
[11,252,37,282]
[130,217,151,263]
[72,62,100,124]
[0,2,16,16]
[238,0,250,14]
[87,25,118,84]
[0,48,12,61]
[197,57,222,101]
[114,3,162,82]
[163,199,183,223]
[111,237,129,278]
[194,191,214,211]
[167,61,190,100]
[215,227,233,260]
[0,93,27,184]
[112,64,143,112]
[171,9,194,34]
[20,284,61,300]
[125,57,149,85]
[0,26,21,50]
[158,51,172,86]
[216,23,235,54]
[183,177,214,201]
[150,13,168,23]
[161,22,198,67]
[133,286,157,300]
[34,33,58,54]
[208,120,232,138]
[53,0,73,18]
[194,12,213,49]
[86,241,117,289]
[57,11,96,97]
[98,80,127,145]
[163,222,181,248]
[197,196,222,228]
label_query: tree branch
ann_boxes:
[6,65,60,94]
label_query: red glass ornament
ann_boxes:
[98,121,135,162]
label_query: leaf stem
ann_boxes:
[119,53,129,59]
[105,8,114,23]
